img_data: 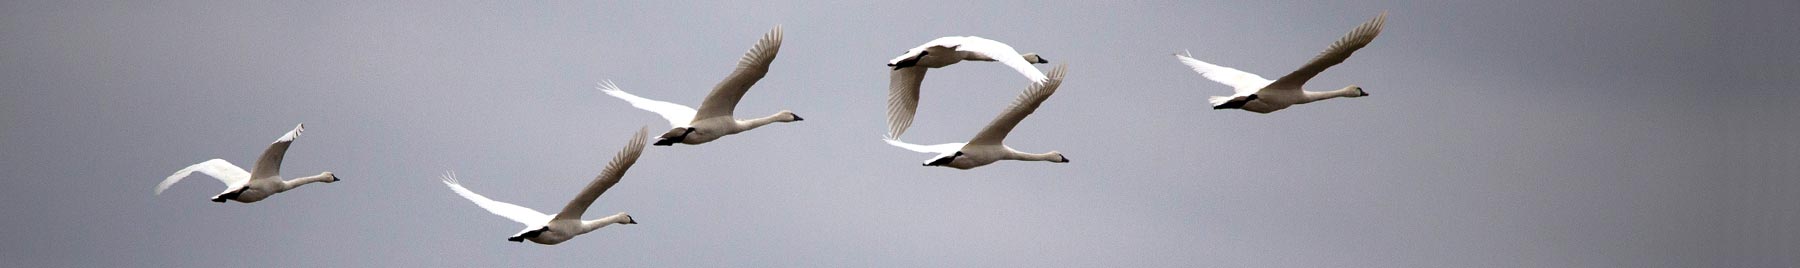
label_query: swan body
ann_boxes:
[884,64,1071,170]
[154,123,340,203]
[886,36,1050,138]
[441,127,648,245]
[597,26,801,146]
[1176,12,1385,113]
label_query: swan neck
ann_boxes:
[280,173,334,191]
[1009,150,1063,162]
[1302,87,1359,103]
[735,113,786,132]
[578,214,631,233]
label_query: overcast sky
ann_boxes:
[2,1,1796,267]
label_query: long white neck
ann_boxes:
[1300,86,1362,104]
[279,172,334,192]
[1005,150,1065,162]
[577,213,634,234]
[733,113,791,133]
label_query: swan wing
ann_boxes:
[249,123,303,180]
[440,172,551,226]
[597,80,697,127]
[694,25,783,120]
[1174,50,1270,96]
[155,159,251,195]
[951,37,1048,82]
[885,67,928,138]
[554,127,647,221]
[968,64,1067,146]
[882,135,963,155]
[1268,12,1386,90]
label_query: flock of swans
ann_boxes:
[154,12,1388,245]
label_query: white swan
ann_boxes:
[440,127,647,245]
[1175,12,1385,113]
[597,26,801,146]
[886,36,1050,138]
[154,123,340,203]
[884,64,1070,170]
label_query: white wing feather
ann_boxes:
[1174,50,1271,97]
[968,64,1067,146]
[554,127,647,221]
[597,80,697,128]
[885,67,928,138]
[882,135,963,156]
[440,172,552,226]
[1267,12,1386,90]
[694,25,783,120]
[950,37,1048,83]
[249,123,303,180]
[155,159,250,195]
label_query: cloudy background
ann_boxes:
[2,1,1796,267]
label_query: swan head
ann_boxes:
[321,172,340,182]
[1022,53,1049,64]
[924,151,964,166]
[617,212,637,224]
[654,127,695,146]
[777,110,803,122]
[1345,85,1369,97]
[1051,151,1070,163]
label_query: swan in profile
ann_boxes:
[154,123,340,203]
[1175,12,1385,113]
[597,25,801,146]
[886,36,1050,138]
[440,127,647,245]
[884,64,1070,170]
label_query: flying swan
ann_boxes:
[440,127,648,245]
[1175,12,1386,113]
[597,25,801,146]
[884,64,1071,170]
[154,123,340,203]
[886,36,1051,138]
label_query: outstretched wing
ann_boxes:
[968,64,1067,146]
[952,36,1048,83]
[885,67,928,138]
[1174,50,1271,96]
[597,80,698,127]
[694,25,783,120]
[155,159,251,195]
[441,172,552,226]
[555,127,648,221]
[249,123,303,180]
[1267,12,1386,90]
[882,135,963,155]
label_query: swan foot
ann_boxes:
[1212,94,1258,110]
[211,188,247,203]
[653,127,694,146]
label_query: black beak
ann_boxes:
[652,138,677,146]
[792,114,804,121]
[1061,156,1070,163]
[1360,90,1370,96]
[507,236,524,242]
[332,176,341,182]
[1036,56,1049,64]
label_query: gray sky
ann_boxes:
[2,0,1796,267]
